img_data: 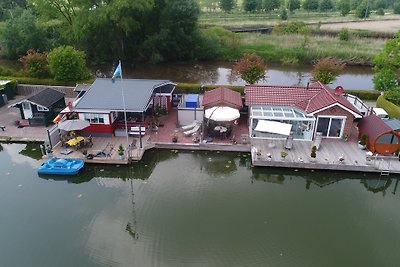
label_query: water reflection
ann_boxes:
[112,61,374,90]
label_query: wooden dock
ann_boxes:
[251,138,400,174]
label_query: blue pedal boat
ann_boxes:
[38,158,85,175]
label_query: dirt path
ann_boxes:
[320,19,400,33]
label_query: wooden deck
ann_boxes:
[251,138,400,174]
[51,135,154,164]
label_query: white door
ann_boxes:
[22,102,33,119]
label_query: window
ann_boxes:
[84,113,105,124]
[316,117,345,138]
[37,106,48,111]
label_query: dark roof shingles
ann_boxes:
[28,88,65,108]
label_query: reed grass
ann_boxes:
[234,33,385,65]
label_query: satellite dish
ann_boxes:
[334,86,344,95]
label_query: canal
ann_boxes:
[0,143,399,266]
[121,61,374,90]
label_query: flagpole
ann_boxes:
[118,60,130,160]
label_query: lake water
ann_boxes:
[120,61,375,90]
[1,143,399,266]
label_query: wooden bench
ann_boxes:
[128,126,146,136]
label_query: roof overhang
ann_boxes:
[308,103,362,119]
[8,99,48,110]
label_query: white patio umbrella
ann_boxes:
[58,119,90,131]
[204,106,240,122]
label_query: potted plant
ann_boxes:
[310,145,317,162]
[342,133,349,142]
[46,145,53,158]
[358,133,367,149]
[118,144,125,160]
[172,133,178,143]
[280,151,288,160]
[82,149,88,158]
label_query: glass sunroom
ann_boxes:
[249,105,316,140]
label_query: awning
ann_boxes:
[205,106,240,122]
[254,120,292,136]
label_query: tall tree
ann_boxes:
[355,0,371,18]
[373,32,400,90]
[303,0,319,12]
[0,9,48,59]
[243,0,258,12]
[220,0,235,12]
[337,0,351,16]
[263,0,281,12]
[319,0,334,12]
[287,0,301,12]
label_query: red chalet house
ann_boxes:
[245,82,362,141]
[73,78,175,136]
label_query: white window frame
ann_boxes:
[84,113,105,124]
[37,106,48,111]
[316,115,346,138]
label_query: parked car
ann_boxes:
[373,108,389,120]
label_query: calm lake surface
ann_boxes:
[1,143,399,266]
[121,61,374,90]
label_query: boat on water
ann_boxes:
[38,158,85,175]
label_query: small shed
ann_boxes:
[185,94,199,108]
[358,115,400,155]
[9,88,66,126]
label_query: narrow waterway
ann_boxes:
[120,61,374,90]
[0,143,399,267]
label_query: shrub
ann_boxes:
[280,9,288,20]
[2,80,17,99]
[377,95,400,119]
[339,28,349,41]
[355,0,370,18]
[376,8,385,16]
[233,53,267,84]
[384,89,400,105]
[273,22,310,34]
[359,133,367,146]
[48,46,90,82]
[310,145,317,158]
[373,68,398,91]
[312,57,345,84]
[19,49,51,78]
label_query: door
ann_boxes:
[316,116,345,138]
[22,102,33,119]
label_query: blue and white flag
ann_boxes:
[112,61,122,83]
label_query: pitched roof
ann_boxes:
[27,88,65,108]
[202,87,243,109]
[358,114,394,141]
[245,82,361,117]
[74,78,173,112]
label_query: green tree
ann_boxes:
[355,0,371,18]
[312,57,345,84]
[319,0,334,12]
[47,46,90,82]
[287,0,301,12]
[220,0,235,12]
[243,0,259,11]
[373,32,400,90]
[263,0,281,12]
[233,53,267,84]
[394,3,400,14]
[19,49,51,78]
[338,0,350,16]
[303,0,319,12]
[0,9,48,59]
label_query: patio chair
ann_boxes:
[313,132,322,150]
[182,121,197,131]
[285,133,293,150]
[184,123,201,136]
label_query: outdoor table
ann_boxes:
[66,136,84,147]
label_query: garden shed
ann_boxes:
[358,115,400,155]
